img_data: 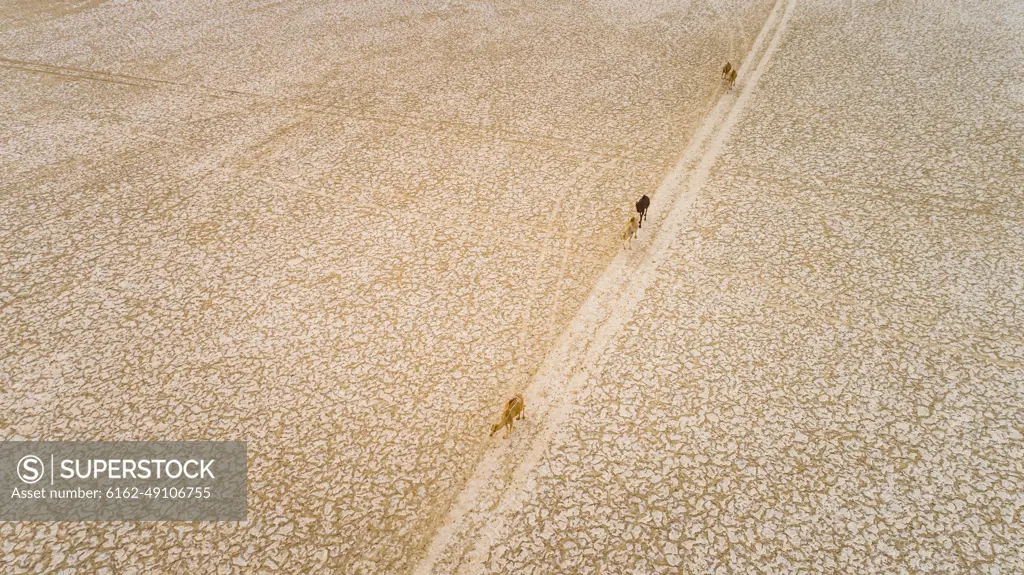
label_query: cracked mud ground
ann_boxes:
[1,0,774,572]
[2,0,1022,574]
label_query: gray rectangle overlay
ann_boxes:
[1,441,246,521]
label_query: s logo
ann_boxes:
[17,455,45,484]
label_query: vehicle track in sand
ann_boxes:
[411,0,798,573]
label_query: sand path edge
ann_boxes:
[411,1,797,573]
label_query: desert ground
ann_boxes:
[2,0,1022,573]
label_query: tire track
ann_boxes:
[410,0,797,573]
[0,56,663,167]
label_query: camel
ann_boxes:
[635,194,650,228]
[491,395,525,438]
[623,216,639,249]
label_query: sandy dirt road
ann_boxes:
[412,0,796,571]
